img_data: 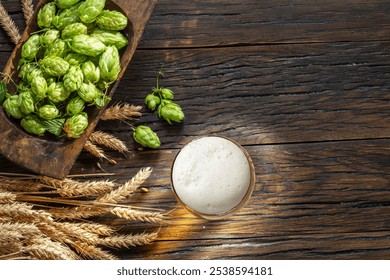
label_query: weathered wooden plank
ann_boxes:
[93,42,390,147]
[1,0,390,48]
[116,232,390,259]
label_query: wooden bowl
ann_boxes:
[0,0,157,179]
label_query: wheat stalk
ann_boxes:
[25,237,79,260]
[89,131,129,154]
[101,103,142,121]
[110,207,165,224]
[84,140,117,164]
[21,0,34,24]
[97,167,152,203]
[40,176,116,198]
[71,241,117,260]
[98,232,158,249]
[0,2,21,44]
[48,206,108,219]
[0,178,42,192]
[77,222,115,237]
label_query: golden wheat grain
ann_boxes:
[78,222,115,237]
[21,0,34,24]
[110,207,165,224]
[84,141,117,164]
[101,103,142,121]
[98,232,158,249]
[0,3,21,44]
[89,131,129,154]
[55,222,100,245]
[40,176,116,198]
[26,238,79,260]
[48,206,107,219]
[0,178,42,192]
[0,192,17,203]
[97,167,152,203]
[71,241,117,260]
[0,222,41,237]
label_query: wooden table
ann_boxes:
[1,0,389,259]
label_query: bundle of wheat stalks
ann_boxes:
[0,167,165,260]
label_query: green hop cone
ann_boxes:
[3,94,23,119]
[21,115,46,136]
[66,96,85,115]
[160,88,174,99]
[52,4,81,30]
[31,76,48,99]
[40,56,70,77]
[63,66,84,92]
[133,125,161,149]
[18,63,35,82]
[40,29,60,48]
[91,28,128,50]
[38,105,59,120]
[77,82,101,103]
[144,93,161,111]
[61,22,88,39]
[44,39,68,58]
[69,34,107,57]
[78,0,106,24]
[37,2,56,29]
[21,34,41,61]
[47,82,71,103]
[55,0,82,9]
[99,46,121,83]
[26,68,44,84]
[19,91,35,115]
[82,61,100,83]
[158,100,185,125]
[64,112,88,138]
[64,53,88,66]
[96,10,128,31]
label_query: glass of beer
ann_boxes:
[171,136,255,219]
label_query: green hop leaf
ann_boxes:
[38,105,60,120]
[66,96,85,115]
[37,2,56,29]
[158,100,185,125]
[91,28,128,50]
[63,112,88,138]
[40,56,70,77]
[69,34,107,57]
[99,46,121,83]
[21,115,46,136]
[3,94,23,119]
[78,0,106,24]
[144,93,161,111]
[96,10,128,31]
[63,66,84,92]
[133,125,161,149]
[41,118,66,137]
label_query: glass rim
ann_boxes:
[170,135,256,220]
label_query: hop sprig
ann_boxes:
[144,69,185,125]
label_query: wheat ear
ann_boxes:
[110,207,165,224]
[97,167,152,203]
[98,232,158,248]
[21,0,34,24]
[0,3,21,44]
[89,131,129,154]
[101,103,142,121]
[84,141,117,164]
